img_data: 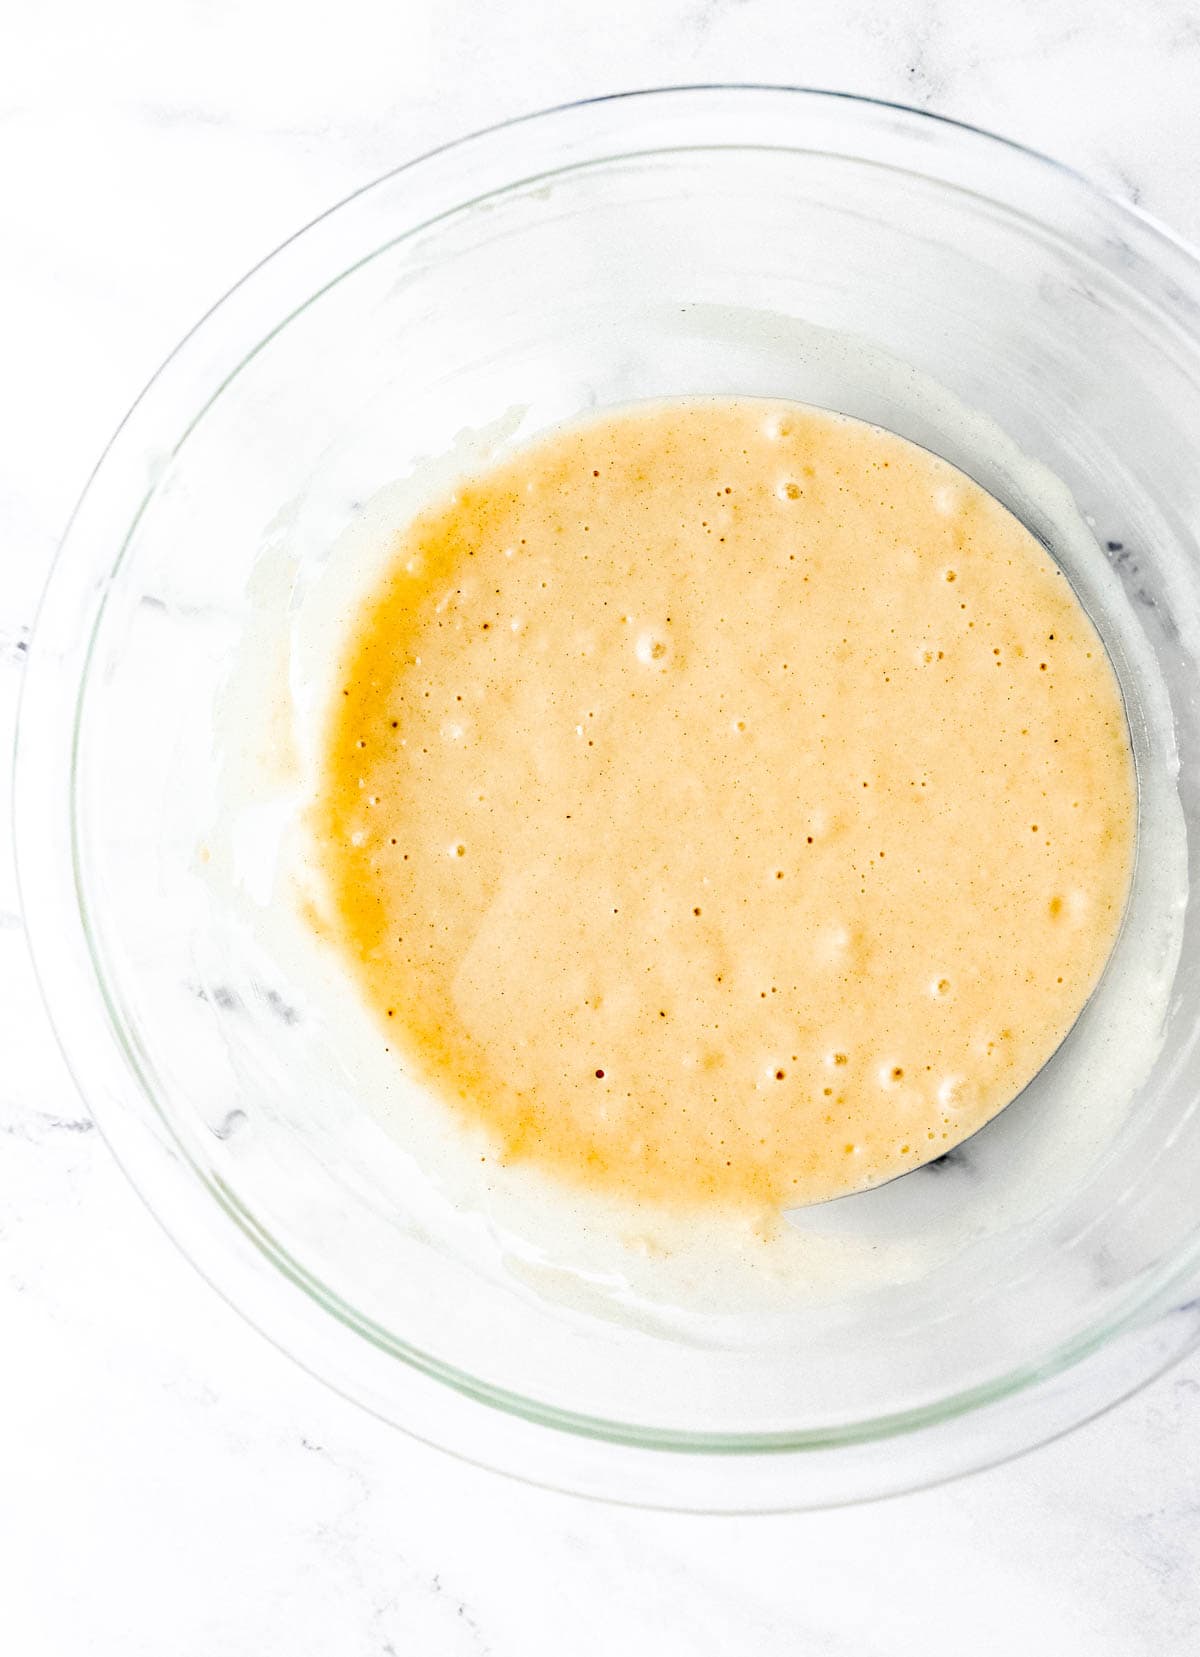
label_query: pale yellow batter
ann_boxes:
[311,399,1135,1212]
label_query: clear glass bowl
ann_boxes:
[17,86,1200,1511]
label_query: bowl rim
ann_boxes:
[15,82,1200,1507]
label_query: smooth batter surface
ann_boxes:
[311,399,1135,1212]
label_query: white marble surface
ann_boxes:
[5,2,1200,1651]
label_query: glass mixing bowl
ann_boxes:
[17,86,1200,1511]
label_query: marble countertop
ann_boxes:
[4,2,1200,1651]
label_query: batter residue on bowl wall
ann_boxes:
[308,398,1135,1214]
